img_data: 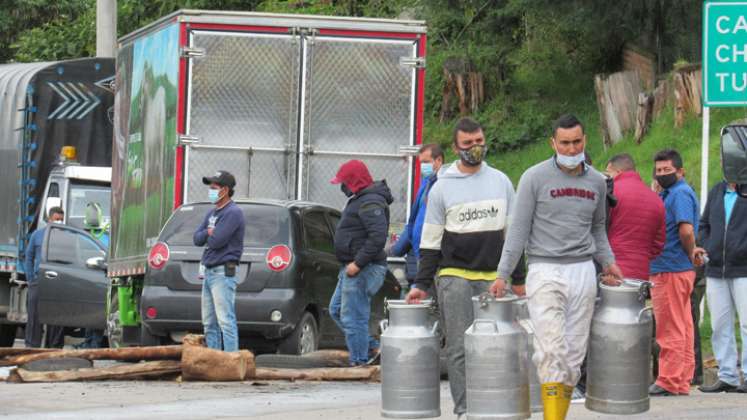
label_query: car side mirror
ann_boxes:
[86,256,107,271]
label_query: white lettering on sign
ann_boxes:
[716,72,747,92]
[716,15,747,34]
[713,43,747,63]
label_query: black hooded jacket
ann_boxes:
[699,181,747,278]
[334,181,394,267]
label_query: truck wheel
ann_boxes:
[139,324,164,346]
[277,312,318,355]
[0,324,17,347]
[106,295,124,348]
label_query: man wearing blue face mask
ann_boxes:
[492,114,623,419]
[194,170,245,352]
[390,143,444,291]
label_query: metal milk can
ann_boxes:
[381,300,441,419]
[465,294,530,420]
[586,281,653,415]
[514,299,542,413]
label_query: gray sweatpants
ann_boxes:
[436,276,491,415]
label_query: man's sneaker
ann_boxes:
[571,387,586,404]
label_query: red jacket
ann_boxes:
[608,171,666,280]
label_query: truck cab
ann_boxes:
[38,164,112,232]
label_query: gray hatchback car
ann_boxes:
[140,200,401,354]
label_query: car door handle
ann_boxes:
[45,271,58,279]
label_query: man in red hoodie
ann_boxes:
[605,153,666,281]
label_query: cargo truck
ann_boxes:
[0,58,115,346]
[107,10,426,346]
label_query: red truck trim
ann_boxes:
[317,28,419,39]
[188,23,290,33]
[174,23,189,209]
[412,33,427,204]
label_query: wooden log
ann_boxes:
[594,74,612,148]
[0,345,182,367]
[181,345,255,382]
[0,348,57,358]
[7,360,181,383]
[253,365,381,382]
[439,68,454,123]
[652,79,670,120]
[673,72,688,129]
[635,92,654,144]
[182,334,206,347]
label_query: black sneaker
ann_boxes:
[736,383,747,393]
[698,380,738,393]
[649,383,677,396]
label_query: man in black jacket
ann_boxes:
[330,160,393,366]
[693,180,747,393]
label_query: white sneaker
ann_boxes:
[571,387,586,404]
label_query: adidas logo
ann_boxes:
[457,206,501,222]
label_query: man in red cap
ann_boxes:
[329,160,393,366]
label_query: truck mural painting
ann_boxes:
[0,58,114,346]
[108,10,426,346]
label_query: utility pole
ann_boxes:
[96,0,117,57]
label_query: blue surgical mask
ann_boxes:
[421,162,434,178]
[556,151,586,169]
[208,188,221,204]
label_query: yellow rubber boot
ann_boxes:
[561,384,574,418]
[541,382,571,420]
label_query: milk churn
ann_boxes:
[514,299,542,413]
[381,300,441,419]
[465,294,530,420]
[586,280,653,415]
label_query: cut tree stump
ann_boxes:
[181,346,255,381]
[7,360,181,383]
[253,366,381,382]
[0,345,183,367]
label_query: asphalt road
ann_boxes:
[1,375,745,420]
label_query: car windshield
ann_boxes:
[66,182,111,230]
[161,203,290,247]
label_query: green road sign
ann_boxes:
[704,1,747,106]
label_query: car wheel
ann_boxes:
[0,324,17,347]
[139,323,164,347]
[106,295,124,348]
[277,312,318,355]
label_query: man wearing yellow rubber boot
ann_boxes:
[490,114,624,419]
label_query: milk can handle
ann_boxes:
[431,320,440,335]
[473,319,498,333]
[380,319,389,332]
[637,306,653,322]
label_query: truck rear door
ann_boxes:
[183,29,301,202]
[37,224,108,329]
[299,33,419,229]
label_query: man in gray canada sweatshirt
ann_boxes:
[491,114,623,419]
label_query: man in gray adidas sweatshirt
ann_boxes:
[491,114,623,419]
[406,117,525,416]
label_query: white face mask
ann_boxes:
[51,220,63,224]
[556,151,586,169]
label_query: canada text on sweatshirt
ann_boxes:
[497,157,615,280]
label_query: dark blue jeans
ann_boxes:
[329,263,386,365]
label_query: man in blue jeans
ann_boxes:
[194,170,245,352]
[330,160,393,366]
